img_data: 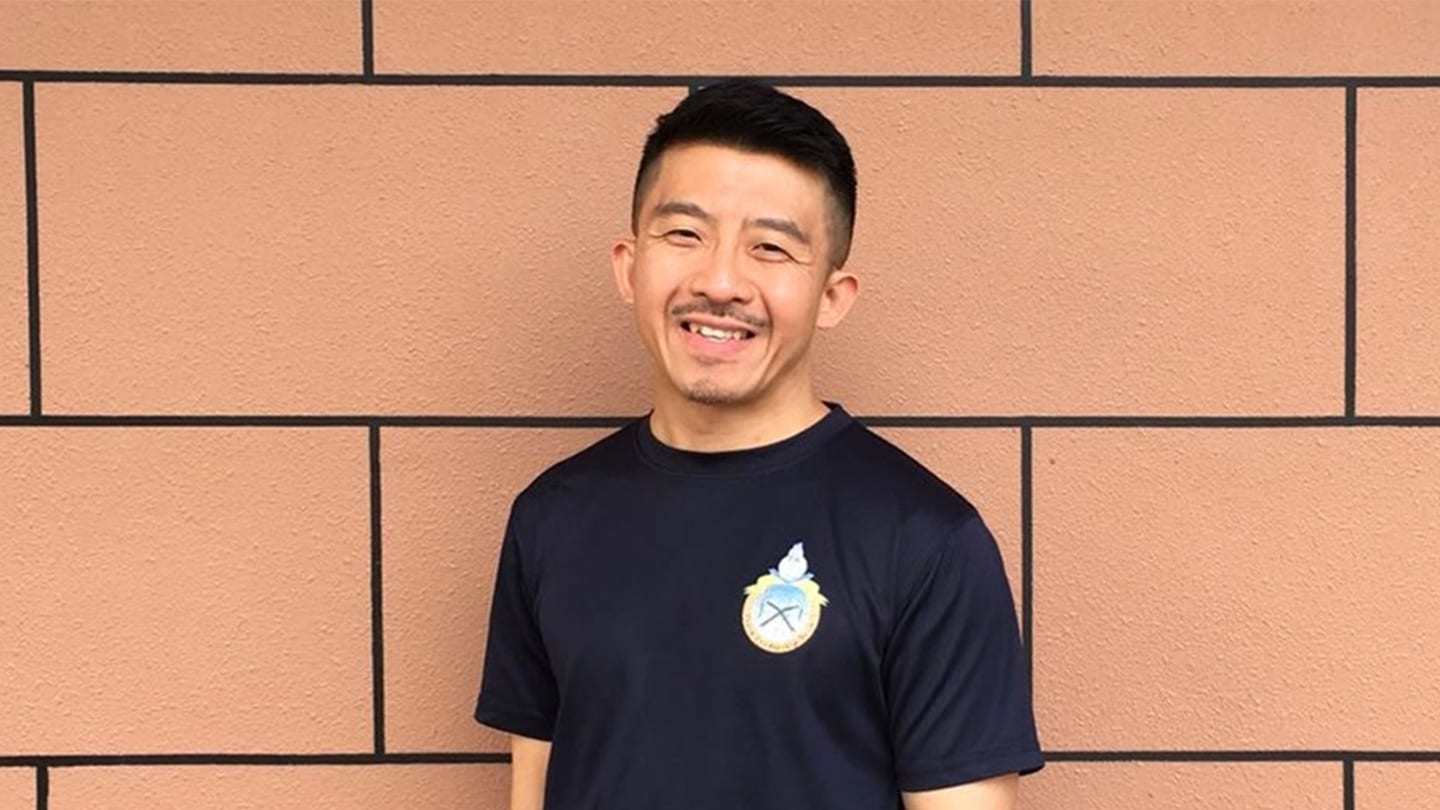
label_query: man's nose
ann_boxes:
[689,247,747,301]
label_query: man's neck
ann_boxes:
[647,388,832,453]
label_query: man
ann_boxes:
[475,79,1043,809]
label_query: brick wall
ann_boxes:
[2,1,1438,807]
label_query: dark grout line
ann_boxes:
[35,766,47,810]
[1020,0,1033,78]
[0,751,1435,767]
[3,414,1440,429]
[1020,422,1034,702]
[0,71,369,85]
[0,414,636,427]
[1044,750,1440,763]
[861,415,1439,428]
[1344,760,1355,810]
[361,0,375,79]
[369,423,386,755]
[0,753,511,767]
[1345,85,1358,418]
[23,81,40,416]
[2,71,1440,87]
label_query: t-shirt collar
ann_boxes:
[635,401,853,476]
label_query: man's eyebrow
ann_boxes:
[651,201,810,247]
[749,217,811,247]
[652,200,713,221]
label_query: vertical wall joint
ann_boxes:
[1020,0,1033,77]
[369,422,386,754]
[1344,85,1357,419]
[1343,759,1355,810]
[361,0,375,78]
[23,81,41,416]
[1020,420,1034,699]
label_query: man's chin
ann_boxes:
[657,366,760,407]
[683,385,748,406]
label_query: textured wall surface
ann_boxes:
[3,1,1438,808]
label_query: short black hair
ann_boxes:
[630,79,858,268]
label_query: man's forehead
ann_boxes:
[643,144,829,213]
[658,140,819,170]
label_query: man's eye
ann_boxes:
[667,229,699,240]
[757,243,791,258]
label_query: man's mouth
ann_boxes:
[682,321,756,342]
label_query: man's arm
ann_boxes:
[510,734,551,810]
[902,772,1018,810]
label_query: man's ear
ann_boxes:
[611,238,637,304]
[815,268,859,329]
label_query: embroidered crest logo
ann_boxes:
[741,542,828,653]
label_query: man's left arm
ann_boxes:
[883,512,1043,800]
[902,772,1018,810]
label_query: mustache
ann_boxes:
[669,301,769,330]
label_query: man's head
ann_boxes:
[613,82,861,414]
[630,80,857,270]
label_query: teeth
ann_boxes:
[693,324,746,341]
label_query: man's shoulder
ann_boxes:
[828,420,980,523]
[512,418,643,509]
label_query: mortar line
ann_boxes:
[361,0,374,78]
[4,71,1440,88]
[1020,422,1036,709]
[1020,0,1033,77]
[0,750,1435,767]
[0,753,510,767]
[1343,760,1355,810]
[23,81,41,416]
[1345,85,1357,418]
[4,414,1440,429]
[369,423,386,754]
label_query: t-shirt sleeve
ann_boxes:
[473,498,559,741]
[883,512,1044,791]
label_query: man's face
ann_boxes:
[613,143,857,411]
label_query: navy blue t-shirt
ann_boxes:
[475,404,1043,808]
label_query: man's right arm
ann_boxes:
[477,499,560,808]
[511,734,551,810]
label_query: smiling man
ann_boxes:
[475,80,1043,810]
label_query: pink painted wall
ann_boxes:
[3,1,1438,806]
